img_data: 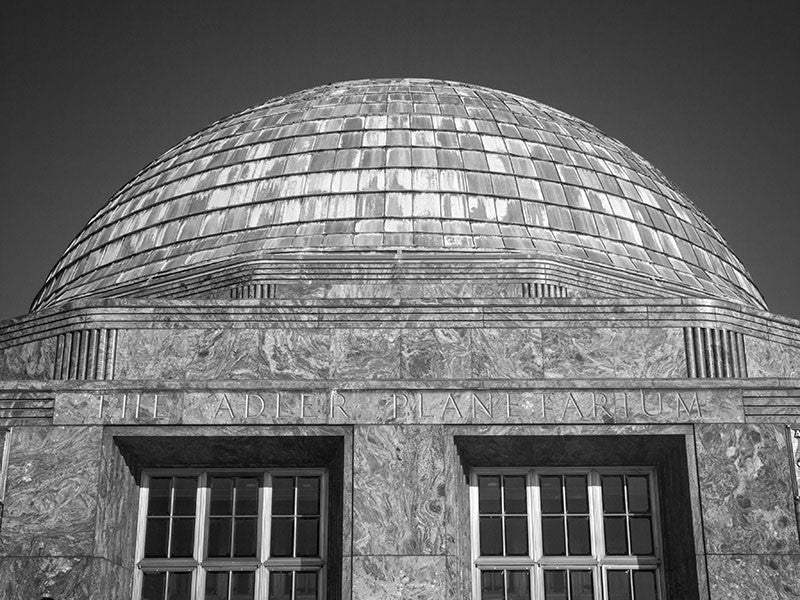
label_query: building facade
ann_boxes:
[0,79,798,599]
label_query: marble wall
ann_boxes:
[111,325,689,381]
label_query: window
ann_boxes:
[135,469,327,600]
[470,468,662,600]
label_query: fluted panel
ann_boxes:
[684,326,746,378]
[522,282,568,298]
[52,329,117,380]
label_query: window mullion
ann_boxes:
[589,471,603,600]
[195,472,208,600]
[261,472,274,598]
[530,471,543,599]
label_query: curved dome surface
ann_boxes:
[33,78,764,310]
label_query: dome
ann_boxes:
[32,78,765,310]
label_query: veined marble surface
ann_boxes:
[0,426,102,556]
[696,424,799,554]
[352,555,447,600]
[353,425,446,555]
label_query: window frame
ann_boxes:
[133,467,328,600]
[469,466,664,600]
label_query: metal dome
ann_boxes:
[32,78,765,310]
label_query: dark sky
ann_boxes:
[1,1,797,321]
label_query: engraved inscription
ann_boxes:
[53,388,740,425]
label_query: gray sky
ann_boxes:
[1,1,797,320]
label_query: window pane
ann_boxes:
[205,571,229,599]
[479,475,502,514]
[607,570,632,600]
[295,571,318,600]
[507,570,531,600]
[481,570,505,600]
[170,518,195,557]
[297,477,320,515]
[144,517,169,558]
[272,477,295,515]
[236,478,260,515]
[296,517,320,557]
[602,476,625,513]
[147,478,171,516]
[504,476,527,514]
[565,476,588,513]
[269,572,292,600]
[208,517,233,557]
[210,477,234,515]
[142,571,166,600]
[173,477,197,516]
[604,516,628,555]
[632,571,657,600]
[271,517,294,557]
[167,572,192,600]
[479,516,503,556]
[505,515,528,556]
[544,570,567,600]
[627,477,650,513]
[234,517,258,557]
[629,517,653,555]
[231,571,256,600]
[567,516,591,555]
[569,570,594,600]
[541,516,566,556]
[540,476,563,514]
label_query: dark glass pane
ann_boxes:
[604,516,628,555]
[602,476,625,513]
[144,517,169,558]
[479,475,502,514]
[295,571,318,600]
[234,517,258,557]
[505,516,528,555]
[627,477,650,513]
[544,570,567,600]
[208,517,233,557]
[507,570,531,600]
[632,571,657,600]
[540,476,563,514]
[629,517,653,555]
[170,518,195,557]
[297,477,320,515]
[272,477,295,515]
[167,572,192,600]
[236,477,260,515]
[296,517,320,557]
[479,516,503,556]
[607,570,632,600]
[565,476,588,513]
[147,478,171,516]
[480,570,505,600]
[541,516,566,556]
[210,477,234,516]
[504,476,527,514]
[205,571,229,599]
[567,516,591,555]
[270,517,295,557]
[269,572,293,600]
[569,570,594,600]
[232,571,256,600]
[173,477,197,516]
[142,571,166,600]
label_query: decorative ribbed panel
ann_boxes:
[53,329,117,380]
[229,283,276,299]
[684,327,746,378]
[522,282,568,298]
